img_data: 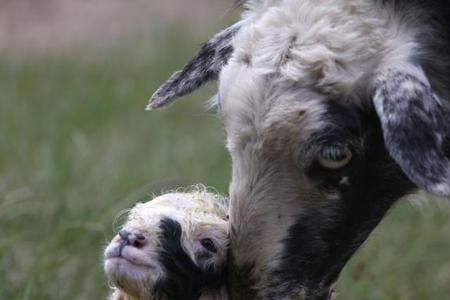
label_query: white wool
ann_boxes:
[232,0,427,96]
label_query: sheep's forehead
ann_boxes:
[219,62,327,153]
[230,0,386,93]
[217,0,388,149]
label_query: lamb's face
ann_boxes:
[104,192,229,299]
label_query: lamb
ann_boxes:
[104,187,229,300]
[148,0,450,299]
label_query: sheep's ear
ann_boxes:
[147,23,241,110]
[373,66,450,196]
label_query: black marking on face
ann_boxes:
[304,101,362,151]
[266,101,416,299]
[155,218,224,300]
[302,101,364,190]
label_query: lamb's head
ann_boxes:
[104,190,229,300]
[148,1,450,299]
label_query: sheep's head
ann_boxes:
[104,190,229,300]
[148,1,450,299]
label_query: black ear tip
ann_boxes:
[145,23,241,111]
[146,70,187,110]
[145,100,157,111]
[145,103,156,111]
[408,165,450,197]
[147,83,178,110]
[146,96,169,110]
[146,98,164,111]
[426,177,450,197]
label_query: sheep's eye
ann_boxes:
[200,238,217,253]
[318,146,352,169]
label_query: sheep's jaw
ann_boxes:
[225,99,415,299]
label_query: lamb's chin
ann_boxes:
[105,257,154,297]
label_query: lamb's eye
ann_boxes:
[318,146,352,169]
[200,238,217,253]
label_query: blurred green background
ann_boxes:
[0,1,449,299]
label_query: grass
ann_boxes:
[0,29,449,300]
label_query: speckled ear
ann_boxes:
[373,66,450,197]
[147,23,241,110]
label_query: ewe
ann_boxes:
[104,189,229,300]
[149,0,450,299]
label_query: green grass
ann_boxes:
[0,30,449,300]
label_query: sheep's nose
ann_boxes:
[118,230,147,248]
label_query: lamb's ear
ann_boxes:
[373,66,450,196]
[147,23,241,110]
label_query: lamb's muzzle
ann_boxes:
[117,230,147,255]
[104,188,229,300]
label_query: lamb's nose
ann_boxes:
[119,230,146,248]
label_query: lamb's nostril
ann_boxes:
[132,234,146,248]
[119,230,147,248]
[136,234,146,241]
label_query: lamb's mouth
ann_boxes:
[107,256,153,269]
[105,247,155,270]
